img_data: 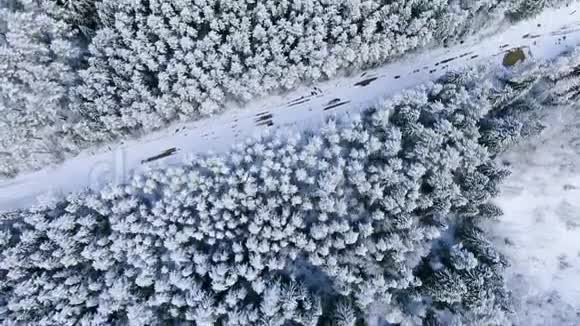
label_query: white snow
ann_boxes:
[487,103,580,325]
[1,4,580,325]
[2,4,580,212]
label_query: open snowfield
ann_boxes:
[486,103,580,325]
[2,4,580,212]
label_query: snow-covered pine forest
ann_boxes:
[0,69,515,325]
[3,51,580,324]
[2,0,580,325]
[0,0,568,178]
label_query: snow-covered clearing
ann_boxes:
[1,4,580,212]
[487,103,580,325]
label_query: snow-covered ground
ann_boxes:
[2,4,580,212]
[487,103,580,325]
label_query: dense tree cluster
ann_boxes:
[0,0,85,177]
[0,0,567,179]
[419,219,512,325]
[545,47,580,104]
[479,64,547,155]
[0,71,526,325]
[49,0,102,37]
[507,0,572,20]
[76,0,541,136]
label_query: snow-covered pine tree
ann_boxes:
[480,64,547,155]
[507,0,571,20]
[546,48,580,105]
[49,0,101,37]
[507,0,548,19]
[417,216,512,326]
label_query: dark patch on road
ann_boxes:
[459,51,474,58]
[438,56,457,65]
[255,113,273,123]
[503,48,526,67]
[394,75,401,79]
[287,96,308,105]
[287,98,311,107]
[255,112,274,127]
[564,184,578,191]
[354,77,378,87]
[256,120,274,127]
[551,28,580,36]
[141,148,178,164]
[470,54,479,60]
[327,98,342,105]
[255,111,270,117]
[323,101,350,111]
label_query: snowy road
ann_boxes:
[2,4,580,211]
